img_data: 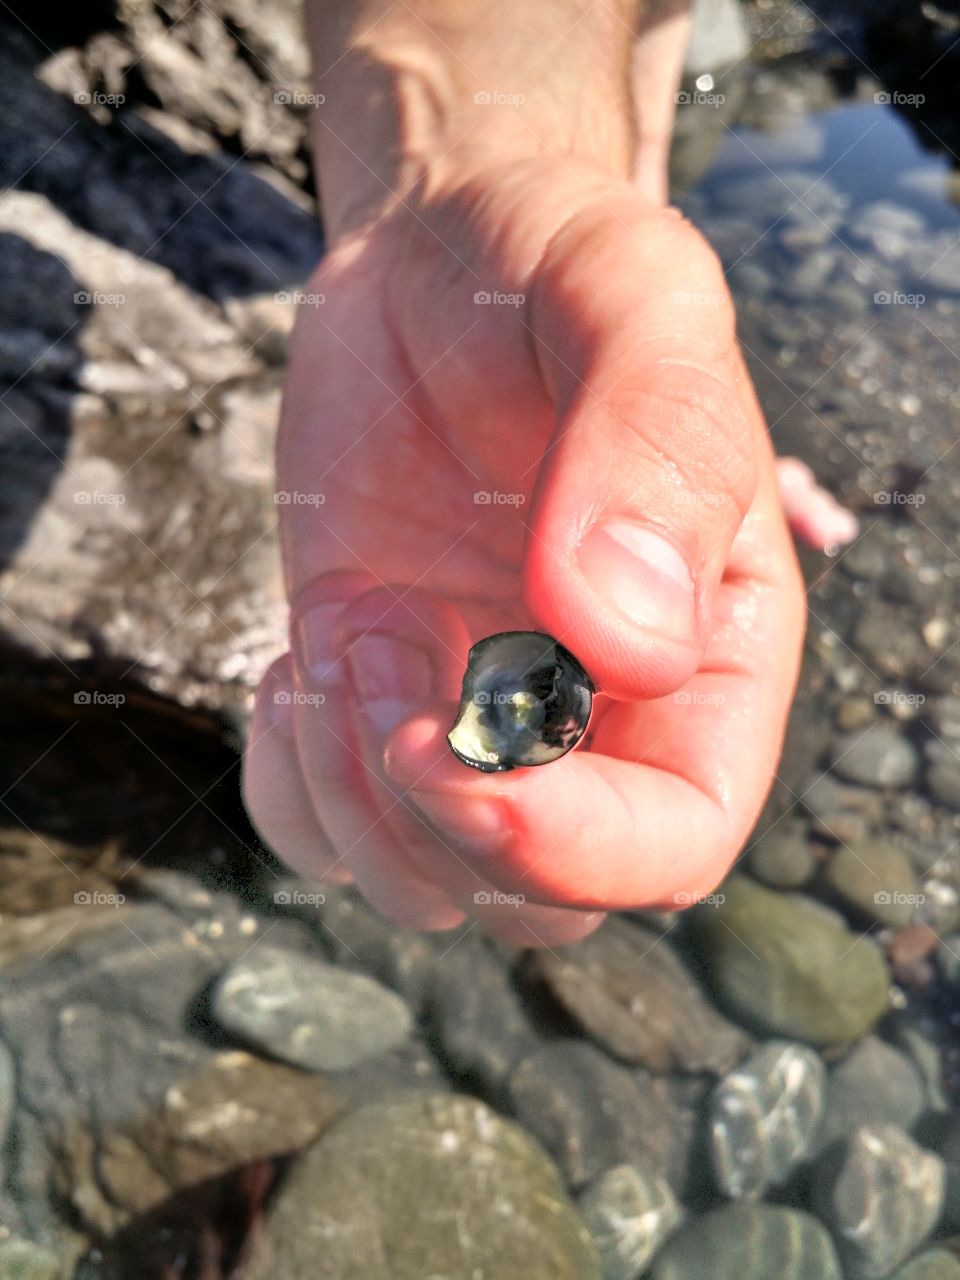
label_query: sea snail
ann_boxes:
[447,631,594,773]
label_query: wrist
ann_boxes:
[306,0,637,243]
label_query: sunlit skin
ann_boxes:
[242,0,851,946]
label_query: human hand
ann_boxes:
[242,1,806,947]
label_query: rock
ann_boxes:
[507,1042,678,1189]
[802,774,884,843]
[892,1253,960,1280]
[823,839,920,926]
[849,202,927,261]
[690,876,890,1044]
[886,1011,952,1114]
[831,726,920,789]
[528,917,750,1074]
[245,1093,602,1280]
[650,1204,842,1280]
[0,1237,62,1280]
[95,1050,342,1217]
[709,1040,825,1199]
[578,1164,684,1280]
[745,823,816,888]
[815,1036,925,1156]
[814,1124,946,1278]
[425,934,539,1096]
[212,945,413,1072]
[928,758,960,810]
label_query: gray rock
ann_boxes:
[690,876,890,1045]
[578,1164,684,1280]
[886,1012,952,1114]
[745,823,816,888]
[245,1093,602,1280]
[891,1253,960,1280]
[927,758,960,810]
[814,1124,945,1278]
[507,1042,678,1190]
[529,918,750,1074]
[212,945,413,1071]
[425,934,539,1096]
[802,774,884,842]
[926,696,960,743]
[832,726,920,789]
[823,839,920,926]
[709,1041,825,1199]
[815,1036,925,1156]
[0,1237,62,1280]
[650,1204,842,1280]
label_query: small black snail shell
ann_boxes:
[447,631,594,773]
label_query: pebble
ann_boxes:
[709,1040,825,1199]
[578,1164,684,1280]
[426,934,540,1096]
[0,1237,62,1280]
[529,918,750,1074]
[814,1124,945,1278]
[831,726,920,789]
[802,774,884,842]
[690,876,890,1044]
[927,758,960,810]
[507,1042,677,1189]
[245,1093,601,1280]
[814,1036,925,1155]
[891,1252,960,1280]
[823,839,920,926]
[650,1204,842,1280]
[745,824,816,889]
[211,945,413,1072]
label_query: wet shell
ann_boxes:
[447,631,594,773]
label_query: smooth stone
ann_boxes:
[650,1204,842,1280]
[709,1040,825,1199]
[815,1036,925,1156]
[507,1042,677,1189]
[245,1093,601,1280]
[823,839,919,927]
[926,696,960,742]
[831,727,920,789]
[529,918,750,1074]
[690,876,890,1045]
[212,945,413,1072]
[814,1124,945,1279]
[0,1238,61,1280]
[927,758,960,810]
[892,1252,960,1280]
[802,774,885,841]
[578,1164,684,1280]
[425,934,540,1097]
[745,824,816,889]
[886,1013,952,1114]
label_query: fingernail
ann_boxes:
[409,790,507,856]
[578,520,696,639]
[293,603,350,687]
[345,633,433,738]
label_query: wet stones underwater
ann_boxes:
[2,0,960,1277]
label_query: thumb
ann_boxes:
[523,200,759,700]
